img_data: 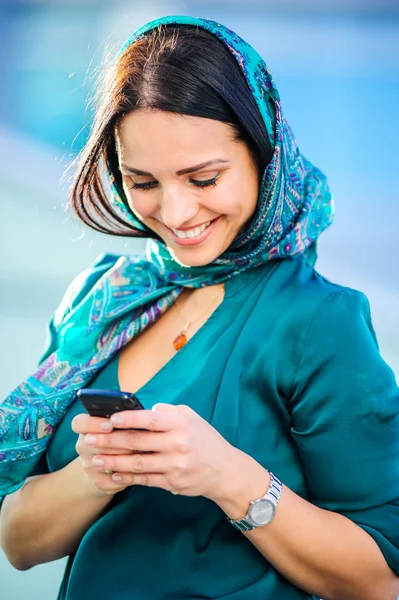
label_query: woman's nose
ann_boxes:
[158,187,200,231]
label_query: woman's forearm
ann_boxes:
[0,457,114,570]
[213,450,399,600]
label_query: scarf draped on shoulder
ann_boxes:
[0,15,334,497]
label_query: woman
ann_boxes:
[1,15,399,600]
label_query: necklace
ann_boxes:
[172,287,223,351]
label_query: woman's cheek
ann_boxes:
[132,198,158,219]
[213,184,241,218]
[124,189,156,219]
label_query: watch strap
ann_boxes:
[227,471,282,531]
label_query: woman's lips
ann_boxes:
[166,217,221,246]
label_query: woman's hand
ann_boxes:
[72,414,137,496]
[72,404,239,501]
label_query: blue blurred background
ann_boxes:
[1,0,398,597]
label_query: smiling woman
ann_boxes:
[1,15,399,600]
[69,23,273,253]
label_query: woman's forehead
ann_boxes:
[115,110,237,163]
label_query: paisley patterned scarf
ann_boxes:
[0,16,334,497]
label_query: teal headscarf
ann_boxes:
[0,16,334,496]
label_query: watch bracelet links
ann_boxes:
[227,471,282,532]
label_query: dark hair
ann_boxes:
[69,25,274,237]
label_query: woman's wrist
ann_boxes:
[72,458,118,504]
[210,448,271,520]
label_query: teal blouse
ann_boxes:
[32,256,399,600]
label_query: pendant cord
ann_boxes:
[172,287,223,350]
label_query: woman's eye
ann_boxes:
[129,181,158,191]
[191,174,220,189]
[129,173,220,192]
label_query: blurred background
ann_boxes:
[0,0,398,597]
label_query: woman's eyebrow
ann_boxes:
[176,159,230,175]
[120,159,230,177]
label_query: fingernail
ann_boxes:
[100,421,113,432]
[110,414,124,425]
[92,457,104,467]
[112,474,123,482]
[85,435,97,446]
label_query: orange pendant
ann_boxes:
[173,333,187,351]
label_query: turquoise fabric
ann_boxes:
[0,14,334,497]
[32,256,399,599]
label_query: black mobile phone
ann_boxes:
[76,389,145,419]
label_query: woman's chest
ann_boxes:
[50,285,305,494]
[118,287,224,395]
[115,303,294,465]
[118,310,189,395]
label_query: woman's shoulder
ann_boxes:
[38,253,139,365]
[261,258,388,400]
[53,252,134,327]
[264,256,372,332]
[279,255,364,298]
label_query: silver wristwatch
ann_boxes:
[227,471,282,532]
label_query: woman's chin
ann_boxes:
[167,246,221,268]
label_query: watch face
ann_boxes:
[248,499,275,526]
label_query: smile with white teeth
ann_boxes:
[170,221,212,239]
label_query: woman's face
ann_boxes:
[115,109,260,267]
